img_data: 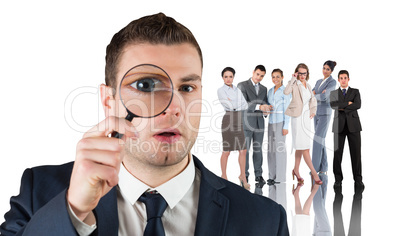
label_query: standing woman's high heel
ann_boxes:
[292,169,304,183]
[239,176,251,191]
[311,175,323,191]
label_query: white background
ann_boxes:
[1,0,401,235]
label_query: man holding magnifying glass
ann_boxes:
[1,13,288,236]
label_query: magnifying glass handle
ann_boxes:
[111,112,136,139]
[112,132,125,139]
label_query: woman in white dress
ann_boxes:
[284,63,323,187]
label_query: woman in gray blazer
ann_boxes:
[311,60,337,175]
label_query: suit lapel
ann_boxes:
[257,84,265,98]
[345,87,353,101]
[94,187,119,236]
[315,79,323,92]
[319,76,333,92]
[338,88,345,102]
[193,157,229,236]
[247,79,258,96]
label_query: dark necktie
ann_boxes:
[342,89,346,96]
[139,192,168,236]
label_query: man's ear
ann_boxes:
[100,84,115,117]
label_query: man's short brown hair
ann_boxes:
[105,13,203,91]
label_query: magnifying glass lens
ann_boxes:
[119,64,173,118]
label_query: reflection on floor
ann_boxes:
[253,173,363,236]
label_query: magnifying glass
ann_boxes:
[112,64,174,138]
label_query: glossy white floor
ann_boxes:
[200,135,400,235]
[1,1,401,235]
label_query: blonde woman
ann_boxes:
[284,63,322,187]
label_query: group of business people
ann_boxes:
[217,61,364,192]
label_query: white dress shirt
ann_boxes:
[217,84,248,111]
[340,86,349,93]
[68,156,200,236]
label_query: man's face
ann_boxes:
[251,69,266,84]
[338,74,350,88]
[105,43,202,168]
[222,71,234,86]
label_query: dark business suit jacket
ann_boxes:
[1,156,289,236]
[237,79,268,131]
[330,87,362,133]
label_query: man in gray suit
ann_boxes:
[238,65,269,188]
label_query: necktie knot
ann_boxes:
[139,192,167,236]
[342,89,346,96]
[255,84,259,94]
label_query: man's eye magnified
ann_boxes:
[112,64,174,138]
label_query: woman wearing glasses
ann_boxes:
[284,63,322,187]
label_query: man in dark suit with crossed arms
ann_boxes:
[1,13,288,235]
[330,70,364,190]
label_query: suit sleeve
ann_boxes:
[283,76,297,95]
[239,89,249,110]
[345,89,361,112]
[262,87,269,106]
[277,205,290,236]
[315,79,336,102]
[0,169,79,236]
[330,90,348,110]
[237,82,248,102]
[238,82,256,111]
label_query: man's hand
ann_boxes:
[282,129,288,136]
[348,101,353,105]
[260,104,273,112]
[67,116,136,224]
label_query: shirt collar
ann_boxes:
[223,84,236,90]
[269,85,284,93]
[250,78,259,86]
[340,86,349,91]
[118,154,195,209]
